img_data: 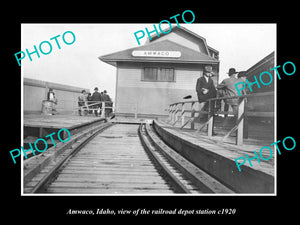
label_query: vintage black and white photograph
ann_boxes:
[21,23,276,195]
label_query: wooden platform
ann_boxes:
[23,114,275,193]
[24,114,105,130]
[154,120,275,193]
[24,114,106,142]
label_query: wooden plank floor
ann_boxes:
[157,120,274,177]
[45,124,173,194]
[24,114,105,129]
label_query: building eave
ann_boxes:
[99,57,219,67]
[99,39,218,67]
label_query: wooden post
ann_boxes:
[171,105,175,123]
[175,104,178,124]
[63,129,67,140]
[172,105,175,121]
[190,102,195,130]
[207,116,213,137]
[181,103,185,127]
[236,98,245,145]
[171,105,175,122]
[101,102,105,118]
[169,105,172,121]
[207,100,213,137]
[39,127,44,138]
[244,113,249,139]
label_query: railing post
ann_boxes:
[174,104,178,124]
[101,101,105,118]
[207,100,213,137]
[181,103,185,127]
[169,105,173,123]
[190,102,195,130]
[244,113,249,139]
[172,104,176,123]
[169,104,172,121]
[236,98,245,145]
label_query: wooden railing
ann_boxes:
[167,92,274,145]
[76,101,114,118]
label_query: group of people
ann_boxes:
[78,87,113,117]
[195,66,248,135]
[196,65,247,114]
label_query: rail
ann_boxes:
[24,122,114,193]
[167,92,274,145]
[25,122,234,194]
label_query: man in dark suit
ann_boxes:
[91,87,102,116]
[196,66,217,112]
[195,66,217,135]
[102,90,112,117]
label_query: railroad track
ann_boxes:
[24,121,234,194]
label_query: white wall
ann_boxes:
[23,78,89,114]
[115,63,205,116]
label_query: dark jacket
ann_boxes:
[102,93,112,107]
[102,94,111,102]
[196,76,217,102]
[91,91,102,102]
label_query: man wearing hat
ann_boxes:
[102,90,112,117]
[217,68,242,113]
[196,65,217,115]
[78,89,87,116]
[91,87,102,116]
[196,66,217,101]
[195,65,217,135]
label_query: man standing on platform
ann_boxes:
[102,90,112,117]
[91,87,102,116]
[217,69,248,137]
[195,66,217,135]
[217,68,243,113]
[196,65,217,114]
[78,90,87,116]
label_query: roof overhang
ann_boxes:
[99,39,219,67]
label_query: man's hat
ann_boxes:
[227,68,238,76]
[204,65,213,73]
[94,87,98,91]
[203,65,215,76]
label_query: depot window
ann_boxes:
[142,67,175,82]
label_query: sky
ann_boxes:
[21,23,276,100]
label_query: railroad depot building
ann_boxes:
[99,26,219,118]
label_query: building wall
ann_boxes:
[246,52,275,93]
[245,52,275,112]
[115,62,208,117]
[23,78,89,114]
